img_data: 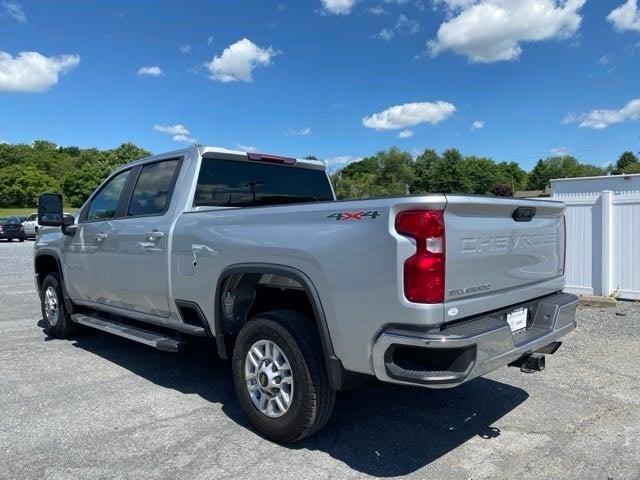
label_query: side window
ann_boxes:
[86,169,131,221]
[127,159,179,217]
[28,214,37,221]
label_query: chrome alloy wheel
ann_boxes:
[244,339,294,418]
[44,286,59,326]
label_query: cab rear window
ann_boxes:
[194,158,333,208]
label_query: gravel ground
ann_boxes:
[1,240,639,479]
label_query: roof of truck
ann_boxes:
[198,146,326,170]
[115,146,326,172]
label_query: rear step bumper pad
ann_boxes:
[372,292,578,388]
[71,314,184,352]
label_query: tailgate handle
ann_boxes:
[512,207,536,222]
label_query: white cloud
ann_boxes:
[237,144,258,152]
[206,38,278,83]
[368,6,387,14]
[173,134,197,143]
[434,0,477,10]
[153,124,196,143]
[376,14,420,40]
[598,53,615,65]
[563,98,640,129]
[207,36,214,46]
[2,2,26,23]
[179,45,192,55]
[323,155,362,170]
[607,0,640,33]
[398,129,414,138]
[320,0,357,15]
[550,147,572,156]
[377,28,394,40]
[428,0,586,63]
[470,120,485,131]
[137,66,163,77]
[153,124,189,136]
[284,126,312,136]
[0,51,80,92]
[363,101,456,130]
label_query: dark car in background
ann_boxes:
[0,217,26,242]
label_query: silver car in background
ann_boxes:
[22,213,38,239]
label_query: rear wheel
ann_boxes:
[232,310,336,443]
[40,273,76,338]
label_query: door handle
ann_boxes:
[95,233,108,242]
[146,231,165,242]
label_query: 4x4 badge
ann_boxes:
[327,211,381,221]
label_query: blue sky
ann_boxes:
[0,0,639,171]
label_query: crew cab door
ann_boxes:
[65,168,133,303]
[107,158,182,317]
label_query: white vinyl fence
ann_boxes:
[551,175,640,300]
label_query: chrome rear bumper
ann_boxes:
[372,292,578,388]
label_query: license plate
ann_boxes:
[507,308,527,333]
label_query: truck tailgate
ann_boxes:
[443,195,565,321]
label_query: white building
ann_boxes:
[551,174,640,300]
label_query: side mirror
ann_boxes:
[62,213,78,236]
[38,193,63,226]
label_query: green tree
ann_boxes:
[340,156,379,178]
[331,171,378,200]
[0,165,59,208]
[331,148,414,199]
[104,143,151,169]
[495,161,527,191]
[61,162,109,207]
[376,147,414,195]
[462,156,498,194]
[410,149,440,194]
[429,149,472,193]
[621,162,640,174]
[527,156,604,189]
[611,151,639,174]
[0,141,150,208]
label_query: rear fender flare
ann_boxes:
[214,263,344,389]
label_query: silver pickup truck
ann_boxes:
[34,146,577,442]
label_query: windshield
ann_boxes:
[0,217,21,224]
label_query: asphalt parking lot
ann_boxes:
[1,240,639,479]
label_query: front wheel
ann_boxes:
[40,273,76,338]
[232,310,336,443]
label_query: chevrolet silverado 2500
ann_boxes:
[34,146,577,442]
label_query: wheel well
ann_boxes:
[35,254,60,291]
[215,269,364,391]
[218,272,315,341]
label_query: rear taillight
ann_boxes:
[395,210,445,303]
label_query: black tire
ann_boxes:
[19,238,24,242]
[232,310,336,443]
[40,273,76,338]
